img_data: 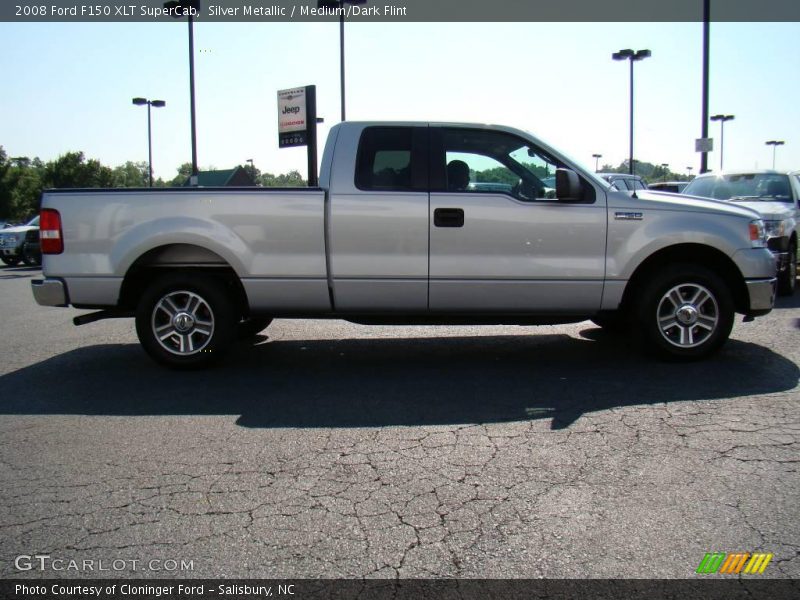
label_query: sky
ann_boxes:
[1,20,799,181]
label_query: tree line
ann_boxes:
[0,146,306,221]
[599,160,694,182]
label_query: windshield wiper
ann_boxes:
[728,195,762,202]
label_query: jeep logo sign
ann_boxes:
[277,87,308,148]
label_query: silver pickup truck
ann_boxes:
[32,122,776,368]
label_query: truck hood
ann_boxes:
[721,200,795,222]
[625,190,763,220]
[0,225,37,234]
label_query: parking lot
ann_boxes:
[1,264,798,579]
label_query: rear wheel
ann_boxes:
[777,241,797,296]
[135,273,236,369]
[637,264,734,361]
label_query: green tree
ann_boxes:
[242,163,261,184]
[112,161,149,187]
[170,163,194,186]
[1,154,45,220]
[259,170,306,187]
[42,152,114,189]
[0,146,10,218]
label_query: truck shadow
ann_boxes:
[0,331,796,430]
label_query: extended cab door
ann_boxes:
[328,125,430,311]
[428,126,607,312]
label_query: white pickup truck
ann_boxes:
[32,122,776,367]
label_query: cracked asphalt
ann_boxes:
[1,265,798,579]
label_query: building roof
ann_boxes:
[183,166,256,187]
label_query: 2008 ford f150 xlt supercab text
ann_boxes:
[32,122,776,367]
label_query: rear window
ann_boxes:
[355,127,415,191]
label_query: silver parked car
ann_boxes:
[682,171,798,295]
[0,216,39,267]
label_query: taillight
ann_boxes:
[40,209,63,254]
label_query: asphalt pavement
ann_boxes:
[1,265,798,579]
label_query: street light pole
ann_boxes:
[165,0,201,181]
[765,140,785,169]
[612,49,651,176]
[132,97,166,187]
[188,12,198,178]
[319,0,367,122]
[710,114,734,171]
[592,153,602,172]
[700,0,710,174]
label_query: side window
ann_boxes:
[356,127,416,191]
[441,128,562,202]
[631,179,647,190]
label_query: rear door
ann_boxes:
[428,126,607,313]
[328,125,430,311]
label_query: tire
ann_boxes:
[636,264,734,361]
[590,312,630,333]
[236,317,273,340]
[21,243,41,267]
[135,273,236,369]
[777,242,797,296]
[1,256,20,266]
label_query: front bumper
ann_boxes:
[772,251,790,274]
[1,245,22,257]
[31,278,68,307]
[744,277,776,317]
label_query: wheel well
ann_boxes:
[620,244,749,314]
[118,244,249,317]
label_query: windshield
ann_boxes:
[683,173,793,203]
[26,216,40,227]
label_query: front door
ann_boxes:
[428,127,607,313]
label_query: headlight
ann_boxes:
[763,220,787,238]
[749,219,767,248]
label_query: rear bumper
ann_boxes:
[31,278,68,307]
[744,277,776,317]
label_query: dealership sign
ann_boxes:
[277,87,309,147]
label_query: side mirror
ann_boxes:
[556,168,582,202]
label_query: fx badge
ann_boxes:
[615,212,644,220]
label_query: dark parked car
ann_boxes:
[648,181,690,194]
[22,228,41,266]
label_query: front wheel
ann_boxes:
[777,242,797,296]
[636,264,734,361]
[1,256,20,266]
[135,273,236,369]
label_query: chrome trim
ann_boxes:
[31,278,68,307]
[745,278,777,312]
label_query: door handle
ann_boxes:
[434,208,464,228]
